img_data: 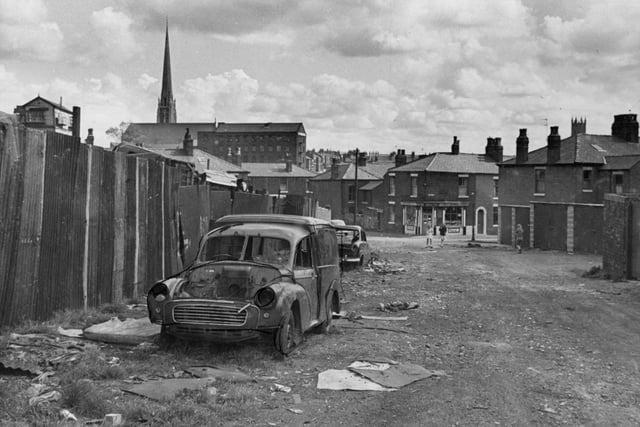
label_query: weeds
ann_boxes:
[61,379,108,418]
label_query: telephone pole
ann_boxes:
[354,148,358,225]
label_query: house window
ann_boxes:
[388,202,395,224]
[410,174,418,197]
[534,168,546,194]
[582,168,593,191]
[492,205,499,226]
[27,109,45,122]
[613,172,624,194]
[348,185,355,201]
[458,175,469,198]
[493,177,499,199]
[389,174,396,196]
[279,178,288,194]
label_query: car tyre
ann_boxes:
[320,291,339,334]
[275,309,300,355]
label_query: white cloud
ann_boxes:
[138,73,158,90]
[0,0,63,61]
[90,7,138,60]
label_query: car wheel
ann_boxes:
[359,255,364,267]
[320,291,339,334]
[274,309,300,355]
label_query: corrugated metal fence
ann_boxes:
[0,121,184,325]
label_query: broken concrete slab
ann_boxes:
[185,366,253,382]
[83,317,160,345]
[348,361,445,388]
[122,378,217,401]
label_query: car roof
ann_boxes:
[215,214,332,228]
[334,225,362,231]
[209,222,307,242]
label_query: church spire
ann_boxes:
[157,17,177,123]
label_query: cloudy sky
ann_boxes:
[2,0,640,155]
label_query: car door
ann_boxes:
[293,236,319,325]
[360,230,371,263]
[314,226,340,320]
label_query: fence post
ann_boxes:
[82,146,92,311]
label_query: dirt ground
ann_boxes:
[2,237,640,426]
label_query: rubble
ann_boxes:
[377,301,419,312]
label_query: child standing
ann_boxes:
[439,223,447,247]
[426,224,433,248]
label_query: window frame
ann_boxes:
[388,173,396,196]
[458,174,469,198]
[410,173,418,198]
[582,167,593,192]
[534,167,546,196]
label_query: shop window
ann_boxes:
[279,178,288,194]
[534,168,546,194]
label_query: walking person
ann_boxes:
[438,223,447,247]
[425,222,433,248]
[515,223,524,253]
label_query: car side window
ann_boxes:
[361,230,367,242]
[294,237,313,269]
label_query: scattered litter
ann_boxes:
[317,369,395,391]
[272,383,291,393]
[103,413,123,426]
[206,386,218,397]
[337,325,414,335]
[126,304,147,310]
[28,390,61,406]
[348,361,445,388]
[541,404,558,414]
[83,317,160,345]
[57,327,83,338]
[123,378,217,401]
[377,302,419,312]
[335,312,408,321]
[33,371,55,383]
[107,357,121,366]
[368,258,405,274]
[59,409,77,422]
[288,408,303,415]
[292,393,302,404]
[185,366,253,382]
[526,367,541,375]
[25,383,48,398]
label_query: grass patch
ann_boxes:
[57,348,128,383]
[61,379,109,418]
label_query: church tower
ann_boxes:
[156,19,177,123]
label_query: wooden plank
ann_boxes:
[165,165,179,275]
[87,147,103,308]
[71,144,88,310]
[97,151,115,305]
[112,151,126,303]
[0,122,26,325]
[135,157,148,299]
[122,156,137,300]
[12,129,46,322]
[146,159,163,289]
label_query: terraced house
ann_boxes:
[382,138,501,236]
[499,114,640,254]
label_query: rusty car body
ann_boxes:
[334,224,371,268]
[147,214,341,354]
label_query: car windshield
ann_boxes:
[199,234,291,268]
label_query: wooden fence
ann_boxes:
[0,120,184,325]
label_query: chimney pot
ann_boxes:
[183,127,193,156]
[451,136,460,155]
[516,129,529,164]
[612,113,639,143]
[85,128,94,146]
[547,126,561,164]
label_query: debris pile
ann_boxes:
[365,256,405,274]
[377,301,419,312]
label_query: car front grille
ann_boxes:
[173,303,248,326]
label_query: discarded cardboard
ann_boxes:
[348,361,445,388]
[185,366,253,382]
[83,317,160,345]
[316,369,395,391]
[123,378,217,401]
[57,327,83,338]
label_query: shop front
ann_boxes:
[422,202,468,235]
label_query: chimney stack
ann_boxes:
[547,126,561,163]
[395,149,407,167]
[516,129,529,164]
[571,117,586,136]
[183,128,193,156]
[331,158,340,179]
[72,106,81,138]
[612,113,639,143]
[85,128,94,145]
[357,151,367,167]
[451,136,460,155]
[485,137,504,163]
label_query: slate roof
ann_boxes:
[360,160,397,179]
[114,143,246,174]
[501,134,640,167]
[359,181,382,191]
[390,153,498,174]
[601,155,640,170]
[310,163,382,181]
[18,96,74,114]
[214,123,305,134]
[241,162,316,178]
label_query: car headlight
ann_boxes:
[254,287,276,308]
[148,283,169,302]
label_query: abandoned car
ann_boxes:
[147,214,341,354]
[335,224,371,268]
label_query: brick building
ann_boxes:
[379,138,501,236]
[241,161,316,196]
[14,96,81,138]
[499,114,640,254]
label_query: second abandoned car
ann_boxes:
[147,214,341,354]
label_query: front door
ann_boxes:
[477,208,486,235]
[294,237,318,324]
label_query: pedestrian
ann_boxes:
[426,223,433,248]
[438,223,447,247]
[515,223,524,253]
